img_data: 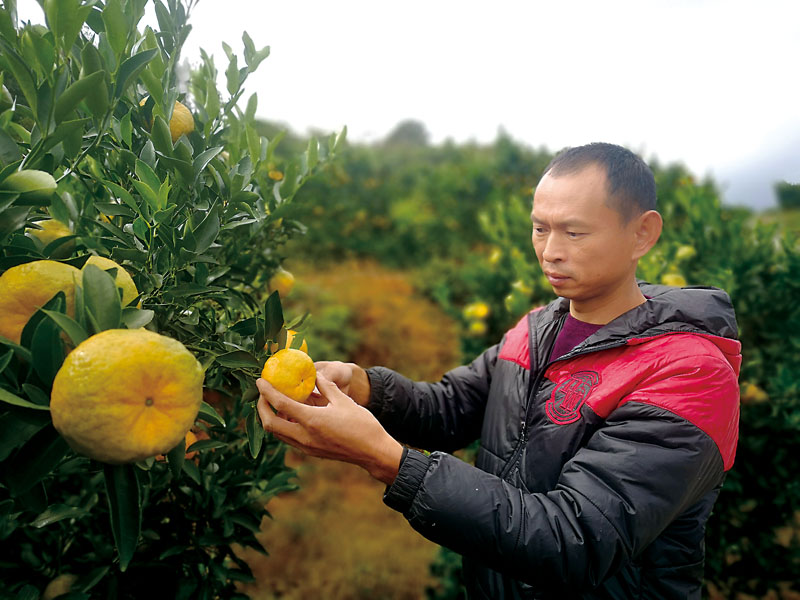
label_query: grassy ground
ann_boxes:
[238,452,441,600]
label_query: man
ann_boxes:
[257,143,741,599]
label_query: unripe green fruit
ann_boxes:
[0,170,58,202]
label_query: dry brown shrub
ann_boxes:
[287,259,462,381]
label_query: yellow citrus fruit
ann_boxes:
[467,320,488,336]
[26,219,71,246]
[0,260,80,344]
[661,273,687,287]
[82,255,139,307]
[139,98,194,142]
[463,301,490,320]
[42,573,78,600]
[261,348,316,403]
[675,245,697,262]
[25,219,75,258]
[267,329,308,354]
[51,329,204,464]
[169,100,194,142]
[741,382,768,405]
[269,267,295,297]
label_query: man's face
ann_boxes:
[531,164,640,308]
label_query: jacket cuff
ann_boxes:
[383,447,430,514]
[365,367,388,418]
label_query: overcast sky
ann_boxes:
[14,0,800,209]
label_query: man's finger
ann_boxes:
[257,395,306,440]
[256,378,313,421]
[315,372,352,405]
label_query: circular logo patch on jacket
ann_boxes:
[546,370,601,425]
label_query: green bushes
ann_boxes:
[0,1,342,596]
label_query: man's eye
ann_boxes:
[533,227,546,234]
[566,232,581,238]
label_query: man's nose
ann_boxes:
[541,234,564,263]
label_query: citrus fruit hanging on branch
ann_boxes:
[0,259,80,344]
[261,348,316,403]
[50,329,204,464]
[139,98,195,142]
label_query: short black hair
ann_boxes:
[542,143,657,222]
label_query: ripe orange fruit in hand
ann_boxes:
[82,255,139,306]
[261,348,316,403]
[51,329,204,464]
[0,260,80,343]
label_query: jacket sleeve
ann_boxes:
[382,355,739,594]
[365,341,500,452]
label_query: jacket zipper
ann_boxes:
[497,333,630,481]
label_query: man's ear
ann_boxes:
[632,210,663,260]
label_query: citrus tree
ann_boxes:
[0,0,343,597]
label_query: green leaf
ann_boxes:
[82,264,122,331]
[245,408,263,458]
[102,0,128,57]
[165,435,185,479]
[215,350,260,369]
[30,314,66,386]
[53,70,105,124]
[245,126,260,168]
[245,92,258,121]
[103,463,141,572]
[225,52,239,96]
[0,128,22,166]
[19,290,66,349]
[150,115,173,157]
[31,503,89,527]
[102,179,139,213]
[306,137,318,171]
[114,48,158,99]
[181,460,201,485]
[190,204,220,254]
[333,125,347,153]
[21,383,50,407]
[264,291,284,339]
[0,347,12,374]
[204,77,219,121]
[198,400,225,427]
[185,439,227,452]
[135,158,162,192]
[4,425,68,496]
[0,41,37,114]
[0,387,50,411]
[121,307,154,329]
[192,146,223,184]
[0,410,50,462]
[0,205,30,239]
[41,309,88,346]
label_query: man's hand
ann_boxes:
[256,373,402,485]
[313,361,371,407]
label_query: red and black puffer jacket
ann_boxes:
[368,282,741,599]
